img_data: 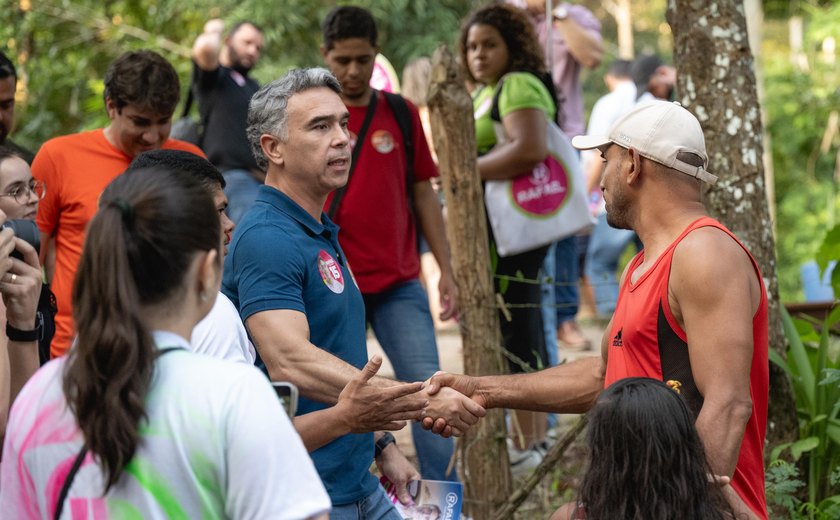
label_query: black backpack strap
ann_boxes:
[53,346,181,519]
[180,86,194,119]
[327,90,379,219]
[490,71,560,125]
[382,92,415,194]
[53,445,87,520]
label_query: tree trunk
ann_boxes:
[427,45,512,518]
[666,0,798,448]
[743,0,776,229]
[602,0,634,59]
[615,0,634,59]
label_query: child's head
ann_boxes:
[579,377,729,519]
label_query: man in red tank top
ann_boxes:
[424,100,769,519]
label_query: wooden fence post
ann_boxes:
[427,44,513,518]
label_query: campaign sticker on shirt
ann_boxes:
[371,130,395,154]
[318,250,345,294]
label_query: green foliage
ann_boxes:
[765,459,840,520]
[0,0,481,152]
[815,224,840,296]
[766,459,805,514]
[763,3,840,301]
[769,306,840,513]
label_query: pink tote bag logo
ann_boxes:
[510,156,570,217]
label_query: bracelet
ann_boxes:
[7,317,41,342]
[374,432,396,458]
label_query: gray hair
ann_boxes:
[246,67,342,170]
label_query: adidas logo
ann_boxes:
[612,328,623,348]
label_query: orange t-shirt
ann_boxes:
[33,129,205,357]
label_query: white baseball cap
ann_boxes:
[572,100,718,184]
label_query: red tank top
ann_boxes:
[604,217,769,519]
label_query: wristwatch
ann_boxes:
[375,432,397,457]
[7,315,42,342]
[552,4,569,21]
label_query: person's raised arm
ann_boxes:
[3,238,42,401]
[0,233,40,442]
[671,228,758,479]
[191,19,225,71]
[553,8,603,69]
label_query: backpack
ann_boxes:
[327,90,416,219]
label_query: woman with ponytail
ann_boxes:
[0,167,330,519]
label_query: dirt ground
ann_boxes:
[366,318,606,519]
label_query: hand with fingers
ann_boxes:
[334,355,428,433]
[375,441,420,506]
[421,372,486,436]
[1,238,43,331]
[419,374,487,438]
[438,271,459,321]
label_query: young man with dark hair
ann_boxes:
[128,149,251,364]
[320,5,460,481]
[0,52,33,164]
[32,50,204,358]
[191,19,265,223]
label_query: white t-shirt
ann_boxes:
[191,292,256,364]
[0,331,330,519]
[583,80,638,214]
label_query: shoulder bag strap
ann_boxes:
[53,346,182,519]
[382,92,415,193]
[180,86,194,119]
[327,90,379,219]
[53,445,87,520]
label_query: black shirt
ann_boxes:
[192,63,260,172]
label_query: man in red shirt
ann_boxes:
[319,6,459,481]
[425,100,769,518]
[33,50,204,357]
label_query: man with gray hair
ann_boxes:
[221,68,485,516]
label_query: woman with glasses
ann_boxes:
[0,147,44,442]
[0,152,45,219]
[0,147,54,365]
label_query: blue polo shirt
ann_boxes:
[222,185,376,506]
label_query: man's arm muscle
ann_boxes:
[671,228,757,478]
[246,309,391,404]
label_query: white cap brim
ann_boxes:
[571,134,612,151]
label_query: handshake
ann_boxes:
[335,355,486,438]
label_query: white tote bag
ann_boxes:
[484,115,595,257]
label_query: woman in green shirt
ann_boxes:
[459,3,558,471]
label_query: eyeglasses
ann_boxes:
[0,180,46,205]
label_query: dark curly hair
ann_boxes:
[578,378,733,519]
[458,3,546,84]
[103,50,180,116]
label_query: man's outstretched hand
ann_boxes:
[421,372,487,437]
[336,355,427,433]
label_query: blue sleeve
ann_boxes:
[228,224,307,321]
